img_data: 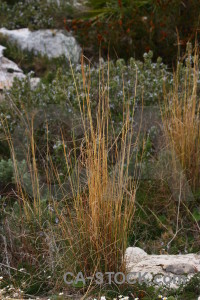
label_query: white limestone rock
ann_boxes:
[0,28,81,63]
[0,45,40,91]
[0,45,6,58]
[0,56,25,90]
[125,247,200,289]
[1,56,23,74]
[125,247,148,264]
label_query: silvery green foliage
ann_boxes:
[0,52,172,131]
[0,51,173,139]
[0,159,13,183]
[73,51,172,109]
[0,52,173,183]
[0,0,74,30]
[3,48,200,141]
[0,158,30,187]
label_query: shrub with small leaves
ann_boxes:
[0,0,74,30]
[0,159,13,183]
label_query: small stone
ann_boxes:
[163,263,197,275]
[0,45,40,90]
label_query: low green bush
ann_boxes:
[0,51,172,173]
[72,0,200,64]
[0,0,74,30]
[0,158,31,187]
[0,159,13,183]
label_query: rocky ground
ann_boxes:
[0,27,81,93]
[125,247,200,289]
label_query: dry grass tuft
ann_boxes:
[162,43,200,191]
[1,55,138,291]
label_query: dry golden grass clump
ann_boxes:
[162,44,200,191]
[1,56,138,290]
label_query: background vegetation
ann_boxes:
[0,0,200,64]
[0,0,200,299]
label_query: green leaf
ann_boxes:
[72,280,85,288]
[192,209,200,222]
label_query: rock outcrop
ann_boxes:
[0,45,25,90]
[0,45,40,93]
[0,28,81,63]
[125,247,200,288]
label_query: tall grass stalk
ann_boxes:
[55,56,138,276]
[1,55,138,288]
[162,44,200,191]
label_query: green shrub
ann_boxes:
[0,158,31,187]
[0,159,13,183]
[0,0,74,30]
[71,0,200,64]
[0,52,172,171]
